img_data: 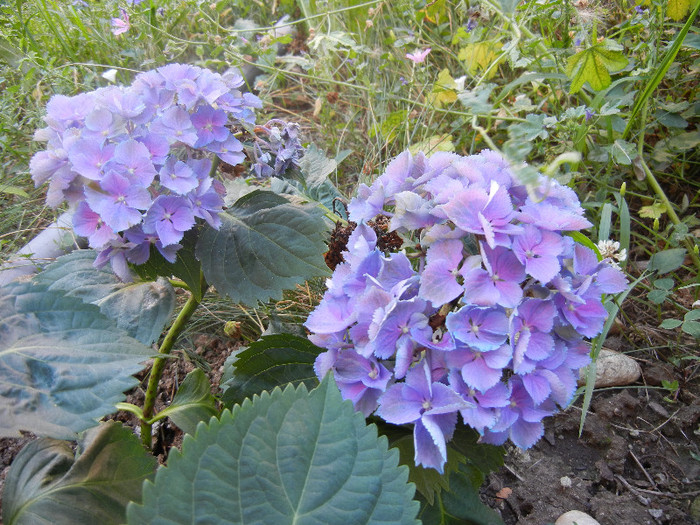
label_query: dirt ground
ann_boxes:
[1,333,698,524]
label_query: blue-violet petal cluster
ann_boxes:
[30,64,261,279]
[305,149,627,472]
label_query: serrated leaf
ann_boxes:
[667,0,691,20]
[299,143,337,187]
[0,282,152,439]
[196,190,330,306]
[566,42,629,93]
[270,177,348,220]
[648,248,686,274]
[127,376,420,524]
[2,421,156,525]
[156,369,218,435]
[221,333,322,407]
[32,250,175,345]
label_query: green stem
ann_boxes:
[635,101,700,273]
[140,276,205,449]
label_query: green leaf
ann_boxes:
[418,463,504,525]
[127,376,420,524]
[155,369,218,435]
[667,0,691,20]
[0,184,29,198]
[196,190,330,306]
[659,318,683,329]
[639,202,667,219]
[648,248,687,274]
[566,41,628,94]
[386,432,463,506]
[610,139,636,165]
[508,114,557,141]
[134,228,205,300]
[32,250,175,345]
[2,421,156,525]
[0,282,152,439]
[220,333,323,408]
[299,143,337,187]
[682,310,700,338]
[647,289,669,304]
[449,426,505,483]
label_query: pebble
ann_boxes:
[578,348,641,388]
[555,510,601,525]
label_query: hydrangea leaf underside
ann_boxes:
[0,282,152,439]
[32,249,175,345]
[220,333,323,408]
[196,190,330,306]
[126,375,420,525]
[2,421,156,525]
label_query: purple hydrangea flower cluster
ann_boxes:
[30,64,262,279]
[305,149,627,472]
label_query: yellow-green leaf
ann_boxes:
[566,41,628,93]
[428,69,458,108]
[639,202,667,219]
[408,134,455,155]
[458,42,503,79]
[667,0,692,20]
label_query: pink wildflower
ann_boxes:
[406,48,432,64]
[111,8,130,36]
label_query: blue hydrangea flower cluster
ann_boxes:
[252,119,304,179]
[305,150,627,472]
[30,64,263,279]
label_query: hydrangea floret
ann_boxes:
[29,64,301,280]
[305,149,628,472]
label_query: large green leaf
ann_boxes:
[2,421,156,525]
[566,41,628,94]
[127,376,420,524]
[154,368,218,435]
[0,282,152,439]
[196,190,330,306]
[32,250,175,345]
[220,333,323,408]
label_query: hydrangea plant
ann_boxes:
[1,64,423,524]
[29,64,301,280]
[305,149,628,472]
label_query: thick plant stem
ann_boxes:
[140,283,203,449]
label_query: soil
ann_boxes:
[1,332,698,524]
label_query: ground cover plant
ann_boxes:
[0,0,698,523]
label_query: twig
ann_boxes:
[503,463,525,482]
[615,474,651,506]
[650,408,681,434]
[628,448,657,489]
[616,474,699,500]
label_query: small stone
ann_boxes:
[648,508,663,519]
[555,510,601,525]
[578,348,641,387]
[560,476,573,489]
